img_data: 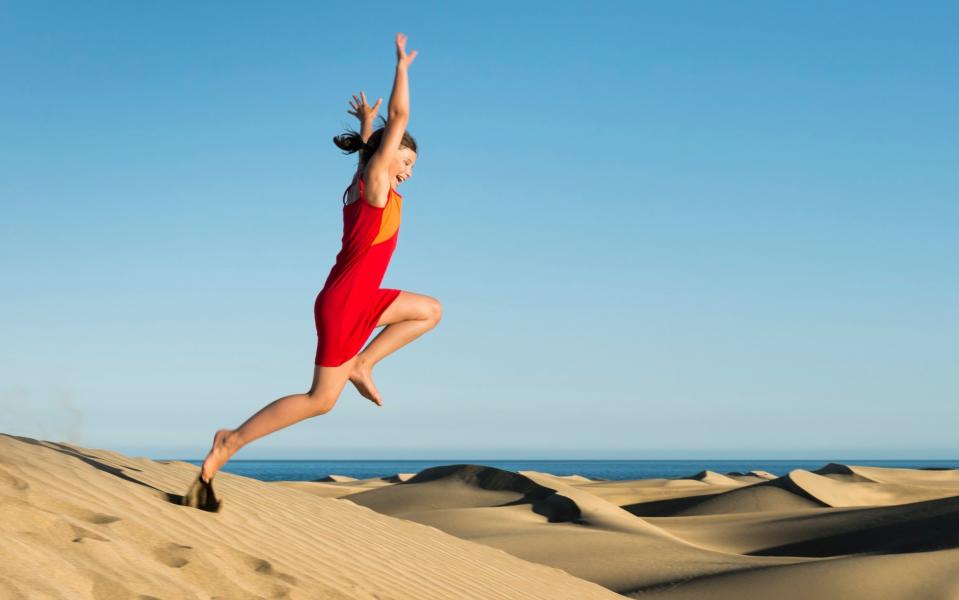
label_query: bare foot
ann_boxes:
[200,429,238,483]
[349,356,382,406]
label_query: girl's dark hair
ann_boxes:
[333,116,418,165]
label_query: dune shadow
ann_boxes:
[623,492,726,517]
[625,475,829,517]
[749,495,959,557]
[402,463,583,523]
[8,434,187,506]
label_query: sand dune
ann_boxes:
[341,464,814,593]
[0,434,620,599]
[562,474,741,508]
[813,462,881,482]
[4,432,958,599]
[335,462,959,598]
[317,474,358,482]
[628,465,959,518]
[650,491,959,556]
[629,546,959,599]
[684,470,744,486]
[845,464,959,486]
[789,468,959,507]
[624,471,828,517]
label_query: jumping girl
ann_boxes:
[185,33,438,510]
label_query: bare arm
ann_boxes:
[347,91,382,169]
[388,62,411,119]
[360,120,374,143]
[365,33,417,206]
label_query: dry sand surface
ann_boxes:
[3,433,959,599]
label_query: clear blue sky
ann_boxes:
[2,1,956,460]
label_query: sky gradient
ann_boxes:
[2,1,957,459]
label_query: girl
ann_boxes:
[185,33,439,510]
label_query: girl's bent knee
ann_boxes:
[428,298,443,324]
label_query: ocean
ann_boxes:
[178,459,959,482]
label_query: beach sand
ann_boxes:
[3,433,958,599]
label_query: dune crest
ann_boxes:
[685,470,745,486]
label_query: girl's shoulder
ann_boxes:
[343,169,364,206]
[350,169,401,208]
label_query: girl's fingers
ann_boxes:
[394,33,416,65]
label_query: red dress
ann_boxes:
[314,173,403,367]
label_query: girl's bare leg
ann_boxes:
[199,356,358,482]
[350,292,442,406]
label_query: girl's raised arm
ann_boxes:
[364,33,417,206]
[347,91,382,170]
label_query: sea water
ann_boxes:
[179,459,959,482]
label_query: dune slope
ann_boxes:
[0,433,621,600]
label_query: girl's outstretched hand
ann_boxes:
[347,91,382,124]
[395,32,418,69]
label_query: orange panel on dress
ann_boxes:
[372,189,403,245]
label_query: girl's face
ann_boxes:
[391,147,417,187]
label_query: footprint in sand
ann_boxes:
[61,506,122,525]
[86,513,122,525]
[0,467,29,491]
[70,524,110,543]
[247,557,299,585]
[153,542,193,568]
